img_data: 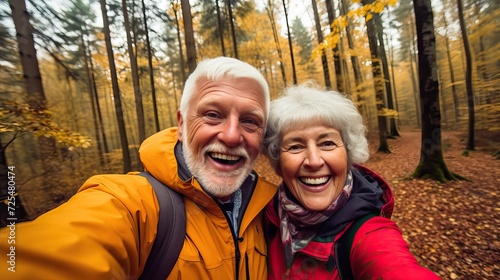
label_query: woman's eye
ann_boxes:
[286,145,304,153]
[320,141,339,150]
[322,141,335,147]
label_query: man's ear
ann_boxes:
[176,110,183,141]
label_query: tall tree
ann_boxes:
[409,15,421,128]
[290,17,313,63]
[100,0,132,173]
[60,0,108,165]
[441,8,460,127]
[393,0,421,128]
[86,41,110,156]
[362,0,390,153]
[376,11,399,137]
[215,0,227,56]
[457,0,475,150]
[311,0,331,88]
[225,0,238,58]
[8,0,60,178]
[181,0,197,74]
[266,0,287,86]
[340,0,365,103]
[141,0,160,132]
[172,1,187,84]
[82,38,105,167]
[122,0,146,143]
[0,18,29,224]
[326,0,343,92]
[412,0,463,182]
[282,0,297,84]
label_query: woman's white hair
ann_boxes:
[263,81,369,170]
[179,57,270,122]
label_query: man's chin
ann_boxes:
[200,173,247,198]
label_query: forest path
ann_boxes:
[254,128,500,279]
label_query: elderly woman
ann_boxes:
[263,83,440,279]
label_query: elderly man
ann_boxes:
[0,57,276,279]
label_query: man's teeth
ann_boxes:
[211,153,240,161]
[301,177,329,185]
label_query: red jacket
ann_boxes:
[265,165,441,279]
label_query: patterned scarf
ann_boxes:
[278,170,353,268]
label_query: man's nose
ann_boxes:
[218,116,243,146]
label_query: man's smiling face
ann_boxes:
[177,77,267,199]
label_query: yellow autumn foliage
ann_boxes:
[378,108,399,118]
[0,101,92,149]
[312,0,399,59]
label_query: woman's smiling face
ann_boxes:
[278,123,348,211]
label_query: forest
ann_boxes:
[0,0,499,278]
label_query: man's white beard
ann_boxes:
[182,140,256,198]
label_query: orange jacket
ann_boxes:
[0,128,277,279]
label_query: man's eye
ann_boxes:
[242,119,257,125]
[205,112,220,119]
[241,118,260,128]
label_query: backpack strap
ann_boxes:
[335,213,377,280]
[138,171,186,280]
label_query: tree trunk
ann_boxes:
[442,15,460,128]
[87,41,109,154]
[8,0,61,189]
[409,15,421,128]
[82,35,105,167]
[169,59,178,126]
[340,0,365,116]
[224,0,238,58]
[386,10,400,127]
[172,2,187,84]
[376,13,399,137]
[0,135,29,226]
[266,3,286,86]
[341,0,363,91]
[122,0,146,144]
[141,0,160,132]
[362,0,390,153]
[412,0,463,182]
[100,0,131,173]
[181,0,197,74]
[215,0,227,56]
[457,0,475,151]
[326,0,343,93]
[283,0,297,84]
[311,0,331,88]
[438,71,448,125]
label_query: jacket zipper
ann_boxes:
[219,204,241,279]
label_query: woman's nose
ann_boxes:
[304,146,324,169]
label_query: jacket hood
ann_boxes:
[139,127,185,190]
